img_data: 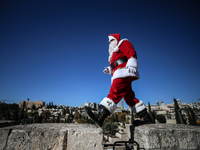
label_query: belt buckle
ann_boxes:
[110,63,115,70]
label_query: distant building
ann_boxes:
[119,100,123,109]
[84,102,99,109]
[79,105,85,108]
[96,104,99,110]
[91,103,96,109]
[84,102,90,107]
[90,103,99,110]
[19,100,45,109]
[156,101,160,106]
[57,104,65,109]
[177,99,181,105]
[115,106,123,113]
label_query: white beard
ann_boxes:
[108,39,117,62]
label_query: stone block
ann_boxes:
[125,124,200,150]
[0,123,103,150]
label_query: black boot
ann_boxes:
[85,105,111,127]
[132,108,155,126]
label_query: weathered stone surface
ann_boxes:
[0,128,11,150]
[125,124,200,150]
[1,123,200,150]
[0,123,103,150]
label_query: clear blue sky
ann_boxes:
[0,0,200,107]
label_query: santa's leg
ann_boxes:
[85,97,116,127]
[131,101,155,126]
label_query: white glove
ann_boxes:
[127,67,136,73]
[126,57,138,73]
[126,57,138,68]
[103,66,111,75]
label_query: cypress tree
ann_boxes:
[174,98,181,124]
[13,108,19,122]
[188,106,197,125]
[148,101,153,120]
[173,98,186,124]
[5,111,11,120]
[56,114,60,123]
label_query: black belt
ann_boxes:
[110,57,128,70]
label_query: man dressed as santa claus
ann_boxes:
[85,33,154,127]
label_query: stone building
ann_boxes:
[19,100,45,109]
[84,102,90,107]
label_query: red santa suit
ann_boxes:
[100,33,146,114]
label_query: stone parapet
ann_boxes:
[0,123,103,150]
[125,124,200,150]
[1,123,200,150]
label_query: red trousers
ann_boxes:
[107,77,139,106]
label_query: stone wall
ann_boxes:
[1,123,200,150]
[0,123,103,150]
[125,124,200,150]
[19,100,45,109]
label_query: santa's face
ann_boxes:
[108,39,117,61]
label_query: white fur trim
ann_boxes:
[108,36,116,42]
[113,39,128,52]
[100,97,117,114]
[114,46,119,52]
[111,68,140,83]
[131,100,146,113]
[126,57,138,69]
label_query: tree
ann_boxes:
[5,111,11,120]
[12,108,19,122]
[56,114,60,123]
[188,106,197,125]
[119,112,127,122]
[63,109,66,116]
[103,122,118,135]
[42,110,51,123]
[74,111,80,121]
[36,115,43,123]
[126,116,130,124]
[148,101,154,120]
[66,115,71,123]
[31,104,36,110]
[66,107,70,114]
[173,98,186,124]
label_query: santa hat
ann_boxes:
[108,33,120,44]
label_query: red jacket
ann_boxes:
[110,40,137,75]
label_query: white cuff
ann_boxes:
[131,100,146,113]
[126,57,138,69]
[100,97,117,114]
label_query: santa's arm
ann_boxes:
[120,40,137,59]
[119,40,138,70]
